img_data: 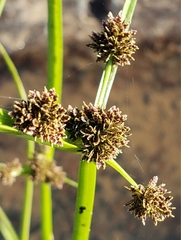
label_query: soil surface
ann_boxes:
[0,1,180,240]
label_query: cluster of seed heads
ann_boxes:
[0,154,66,188]
[125,176,175,225]
[65,102,131,169]
[0,9,175,227]
[87,11,138,66]
[9,88,131,170]
[9,87,70,146]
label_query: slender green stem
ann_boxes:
[122,0,137,22]
[40,183,54,240]
[19,141,34,240]
[94,57,118,108]
[0,108,78,151]
[65,177,78,188]
[0,40,35,239]
[0,207,19,240]
[72,161,97,240]
[94,57,113,107]
[0,42,27,100]
[0,0,6,17]
[107,160,138,187]
[47,0,63,95]
[40,0,64,237]
[73,1,138,239]
[19,178,34,240]
[94,0,137,110]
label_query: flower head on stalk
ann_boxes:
[125,176,175,225]
[0,158,22,185]
[9,87,70,146]
[65,102,131,169]
[87,11,138,66]
[29,152,66,189]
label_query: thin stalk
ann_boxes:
[40,148,54,240]
[107,159,138,187]
[0,0,6,17]
[19,141,34,240]
[94,57,113,107]
[0,41,35,239]
[0,207,19,240]
[40,0,64,238]
[47,0,63,94]
[122,0,137,22]
[19,178,34,240]
[72,161,97,240]
[65,177,78,188]
[73,1,138,239]
[40,183,54,240]
[0,42,27,100]
[94,57,118,108]
[0,123,79,152]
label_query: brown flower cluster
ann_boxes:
[9,88,131,169]
[30,153,66,189]
[65,102,131,169]
[0,154,66,188]
[125,176,175,226]
[86,11,138,66]
[0,158,22,185]
[9,87,70,146]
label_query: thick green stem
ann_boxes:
[72,161,97,240]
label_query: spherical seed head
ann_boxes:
[66,102,131,169]
[30,153,67,189]
[125,176,175,226]
[9,87,70,146]
[0,158,22,185]
[86,11,139,66]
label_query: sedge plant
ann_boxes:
[0,0,175,239]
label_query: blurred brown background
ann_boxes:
[0,0,180,239]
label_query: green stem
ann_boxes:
[107,160,138,187]
[0,124,79,152]
[0,207,19,240]
[0,0,6,17]
[72,161,97,240]
[47,0,63,95]
[94,57,118,108]
[0,42,27,100]
[40,145,55,240]
[19,141,34,240]
[19,178,34,240]
[40,183,54,240]
[40,0,63,237]
[122,0,137,22]
[0,40,35,240]
[73,1,138,239]
[65,177,78,188]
